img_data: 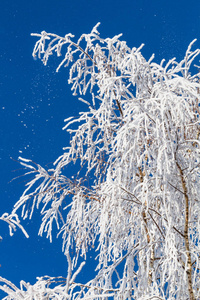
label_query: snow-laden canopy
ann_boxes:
[1,24,200,299]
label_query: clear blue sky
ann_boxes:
[0,0,200,296]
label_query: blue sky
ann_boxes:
[0,0,200,296]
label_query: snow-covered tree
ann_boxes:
[1,23,200,299]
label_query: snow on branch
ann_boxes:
[2,24,200,299]
[0,213,29,238]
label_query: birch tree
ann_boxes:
[1,23,200,299]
